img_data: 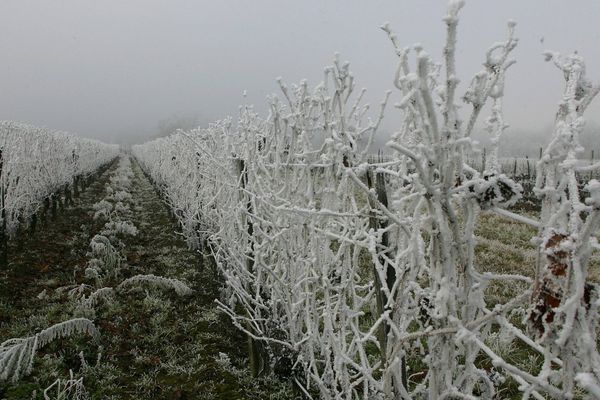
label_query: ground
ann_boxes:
[476,209,600,306]
[0,156,295,400]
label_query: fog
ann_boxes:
[1,1,599,153]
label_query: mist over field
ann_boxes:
[0,0,599,147]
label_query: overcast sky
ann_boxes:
[0,1,599,146]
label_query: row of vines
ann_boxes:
[133,1,600,398]
[0,121,119,246]
[465,152,600,207]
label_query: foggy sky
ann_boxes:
[1,1,599,147]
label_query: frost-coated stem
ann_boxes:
[130,1,599,398]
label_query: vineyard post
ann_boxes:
[30,213,37,234]
[58,188,65,210]
[51,193,58,219]
[73,176,79,198]
[481,147,486,173]
[65,184,73,206]
[43,197,50,226]
[72,150,79,198]
[364,163,407,391]
[365,167,387,358]
[0,148,6,268]
[235,157,262,377]
[59,189,65,211]
[591,150,595,181]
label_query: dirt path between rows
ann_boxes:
[0,155,291,399]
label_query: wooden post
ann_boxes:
[235,157,262,377]
[65,185,73,207]
[365,169,386,355]
[72,150,79,199]
[51,193,58,219]
[0,148,6,268]
[513,159,517,177]
[73,176,80,198]
[42,197,50,226]
[30,213,37,234]
[481,147,486,174]
[0,206,5,269]
[591,150,595,181]
[526,156,531,180]
[58,189,65,210]
[365,164,406,391]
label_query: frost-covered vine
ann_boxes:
[0,122,118,237]
[527,50,600,397]
[43,370,89,400]
[133,1,600,398]
[0,318,99,382]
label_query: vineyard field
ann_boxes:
[2,1,600,399]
